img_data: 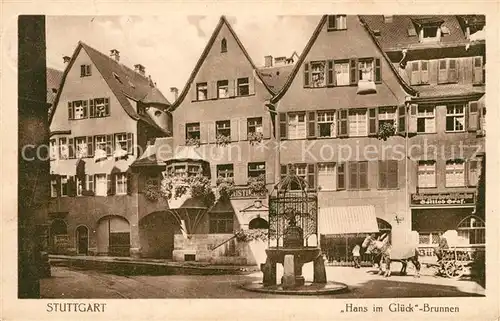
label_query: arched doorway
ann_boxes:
[76,225,89,255]
[50,219,68,254]
[249,217,269,229]
[139,211,180,259]
[96,216,130,257]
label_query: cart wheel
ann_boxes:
[444,261,465,279]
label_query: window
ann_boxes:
[358,59,374,81]
[410,60,429,85]
[186,123,200,139]
[237,78,249,96]
[417,160,436,188]
[468,160,480,186]
[446,104,465,132]
[90,98,110,118]
[115,173,127,195]
[94,135,106,152]
[217,80,229,98]
[114,133,127,151]
[446,159,465,187]
[417,105,436,133]
[60,176,68,197]
[348,109,367,137]
[75,137,87,158]
[80,64,91,77]
[70,100,88,120]
[418,232,440,245]
[348,161,368,190]
[317,111,336,137]
[288,113,306,139]
[217,164,234,180]
[50,139,58,160]
[457,216,485,245]
[86,175,94,192]
[327,15,347,31]
[248,162,265,178]
[421,25,441,43]
[145,173,160,187]
[221,38,227,53]
[247,117,263,135]
[216,120,231,139]
[291,164,308,190]
[318,163,336,191]
[59,137,68,159]
[196,83,208,101]
[50,179,58,197]
[95,174,107,196]
[378,160,398,189]
[76,177,83,196]
[174,165,187,177]
[334,61,350,86]
[310,61,326,87]
[337,163,346,190]
[378,107,396,130]
[423,26,438,38]
[209,213,233,234]
[187,165,201,177]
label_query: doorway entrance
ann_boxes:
[76,225,89,255]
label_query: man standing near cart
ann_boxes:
[434,232,449,262]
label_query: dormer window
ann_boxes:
[221,38,227,53]
[423,26,438,39]
[327,15,347,31]
[411,17,444,43]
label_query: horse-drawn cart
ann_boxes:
[424,247,475,279]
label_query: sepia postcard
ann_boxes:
[1,1,499,320]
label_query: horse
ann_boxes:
[361,233,421,278]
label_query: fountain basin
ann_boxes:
[265,247,321,265]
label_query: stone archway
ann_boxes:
[96,216,130,257]
[249,217,269,229]
[139,211,181,259]
[76,225,89,255]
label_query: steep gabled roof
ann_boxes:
[271,15,417,104]
[46,67,63,105]
[50,41,170,133]
[168,16,274,111]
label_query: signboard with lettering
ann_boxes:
[410,192,475,207]
[53,234,71,253]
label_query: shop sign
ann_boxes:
[411,192,475,206]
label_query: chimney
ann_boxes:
[63,56,71,64]
[110,49,120,62]
[383,15,393,23]
[134,64,146,76]
[264,55,273,67]
[170,87,179,101]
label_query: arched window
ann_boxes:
[249,217,268,229]
[457,215,485,245]
[221,38,227,53]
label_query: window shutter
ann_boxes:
[337,163,346,190]
[421,60,429,84]
[349,58,358,85]
[388,160,398,188]
[192,84,198,101]
[66,176,75,197]
[303,62,310,87]
[249,76,255,95]
[378,160,387,189]
[337,109,348,137]
[230,118,239,142]
[234,163,246,185]
[467,160,479,186]
[238,118,247,141]
[68,138,75,159]
[410,61,420,85]
[178,123,186,145]
[279,113,288,140]
[262,114,271,139]
[89,99,95,118]
[326,60,335,86]
[280,164,288,181]
[467,101,479,131]
[106,134,113,156]
[368,107,378,136]
[87,136,94,157]
[448,59,458,83]
[407,22,417,36]
[374,58,382,84]
[127,133,133,154]
[408,104,418,134]
[68,102,73,120]
[265,162,273,185]
[328,15,336,30]
[307,111,316,138]
[348,162,358,190]
[87,65,92,76]
[307,164,316,189]
[359,161,368,189]
[200,122,208,144]
[228,79,236,97]
[107,174,115,196]
[210,164,217,186]
[473,56,483,84]
[127,172,133,195]
[397,105,406,136]
[82,100,88,118]
[80,65,85,77]
[208,121,216,143]
[438,59,448,84]
[208,81,217,99]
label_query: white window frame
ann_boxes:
[115,173,127,195]
[75,137,87,158]
[60,176,69,197]
[446,104,465,132]
[420,25,441,43]
[92,98,109,118]
[50,139,58,160]
[247,117,263,135]
[378,107,396,129]
[348,109,368,137]
[445,160,465,187]
[417,105,436,133]
[457,216,485,245]
[186,123,201,139]
[317,111,336,138]
[317,162,336,191]
[237,78,249,96]
[59,137,69,159]
[417,160,436,188]
[95,174,107,196]
[358,59,374,82]
[196,83,208,101]
[216,120,231,138]
[248,162,266,178]
[334,61,350,86]
[114,133,127,151]
[217,80,229,99]
[73,100,85,119]
[76,177,83,196]
[310,61,326,87]
[94,135,106,152]
[418,232,440,245]
[86,175,94,192]
[50,179,58,197]
[288,113,306,139]
[217,164,234,179]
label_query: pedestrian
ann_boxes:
[352,244,361,268]
[434,232,449,263]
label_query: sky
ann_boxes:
[45,15,320,102]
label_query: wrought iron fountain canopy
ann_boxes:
[268,164,318,248]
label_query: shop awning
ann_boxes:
[319,206,379,236]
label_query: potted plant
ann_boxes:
[248,131,264,145]
[248,174,267,196]
[234,229,268,242]
[216,176,235,199]
[186,137,201,147]
[216,134,231,147]
[143,183,161,202]
[160,173,215,207]
[377,122,396,141]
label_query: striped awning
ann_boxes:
[319,206,379,236]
